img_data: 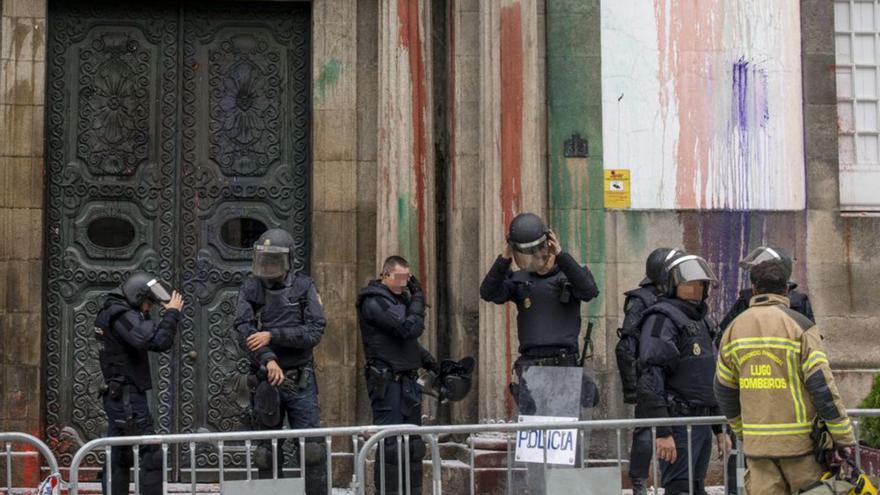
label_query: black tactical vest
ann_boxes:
[645,301,719,408]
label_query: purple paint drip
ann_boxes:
[684,212,752,319]
[733,58,750,132]
[730,57,771,208]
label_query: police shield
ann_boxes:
[513,366,599,494]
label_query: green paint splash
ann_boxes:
[546,1,606,318]
[315,59,343,104]
[397,195,418,269]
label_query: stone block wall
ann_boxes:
[0,0,46,486]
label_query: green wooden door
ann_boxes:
[44,0,311,474]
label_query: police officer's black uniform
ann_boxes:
[94,272,179,495]
[234,229,327,494]
[636,254,722,495]
[720,283,814,333]
[357,275,436,495]
[616,247,682,495]
[479,213,600,411]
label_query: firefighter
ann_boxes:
[715,258,854,495]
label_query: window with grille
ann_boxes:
[835,0,880,211]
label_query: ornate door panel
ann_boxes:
[45,3,180,468]
[44,1,311,474]
[177,4,310,472]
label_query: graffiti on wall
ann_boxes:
[601,0,805,210]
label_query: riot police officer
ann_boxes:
[615,247,681,495]
[719,246,814,332]
[479,212,600,408]
[357,255,437,495]
[718,246,814,494]
[234,228,327,494]
[94,272,184,495]
[636,252,730,495]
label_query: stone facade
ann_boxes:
[0,0,877,483]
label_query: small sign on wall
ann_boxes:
[604,169,631,209]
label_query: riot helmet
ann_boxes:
[428,357,476,403]
[643,247,683,287]
[252,228,295,280]
[121,271,172,307]
[662,253,718,299]
[739,246,793,275]
[507,213,551,272]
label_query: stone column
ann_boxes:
[311,0,360,427]
[377,0,437,356]
[478,0,546,421]
[0,0,47,486]
[445,0,480,423]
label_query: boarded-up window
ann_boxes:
[835,0,880,211]
[601,0,806,210]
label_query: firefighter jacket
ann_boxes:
[714,293,855,458]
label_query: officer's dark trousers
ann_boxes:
[659,425,712,495]
[101,388,161,495]
[629,403,653,483]
[254,370,327,495]
[367,373,423,495]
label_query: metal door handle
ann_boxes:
[186,350,198,360]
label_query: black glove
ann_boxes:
[423,359,439,375]
[407,275,423,295]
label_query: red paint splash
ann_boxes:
[654,0,724,208]
[500,4,523,229]
[398,0,430,297]
[500,3,523,419]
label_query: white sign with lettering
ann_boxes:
[514,415,579,466]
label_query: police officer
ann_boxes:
[357,255,437,495]
[715,258,853,495]
[479,212,600,408]
[720,246,814,333]
[718,246,815,494]
[94,272,184,495]
[636,253,730,495]
[616,247,681,495]
[234,228,327,494]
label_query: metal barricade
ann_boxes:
[355,409,880,495]
[355,416,735,495]
[68,424,434,495]
[0,432,61,494]
[846,409,880,472]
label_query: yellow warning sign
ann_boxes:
[604,169,631,209]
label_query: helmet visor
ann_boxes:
[669,256,719,286]
[252,244,290,279]
[510,234,548,255]
[510,235,549,272]
[513,250,549,272]
[146,278,172,304]
[739,247,782,270]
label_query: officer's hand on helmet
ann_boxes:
[656,436,677,463]
[163,291,185,311]
[247,331,272,351]
[266,360,284,386]
[715,432,732,460]
[502,243,513,260]
[407,275,423,295]
[547,230,561,256]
